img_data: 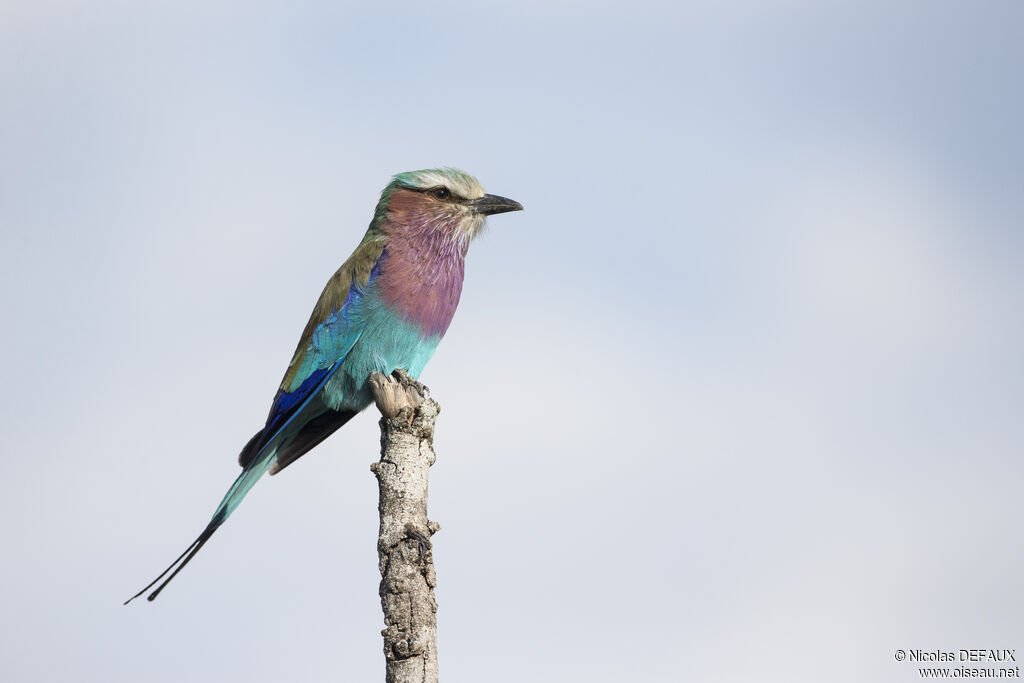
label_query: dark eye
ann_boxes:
[432,187,451,200]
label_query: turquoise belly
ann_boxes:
[321,299,441,412]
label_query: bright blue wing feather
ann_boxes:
[240,257,383,467]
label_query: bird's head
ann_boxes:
[374,168,523,249]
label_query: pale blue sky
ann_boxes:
[1,2,1022,681]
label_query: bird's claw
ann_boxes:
[370,370,427,420]
[391,368,429,397]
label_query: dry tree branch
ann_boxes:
[369,370,441,683]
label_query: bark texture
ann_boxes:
[369,370,441,683]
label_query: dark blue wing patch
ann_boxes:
[265,367,330,436]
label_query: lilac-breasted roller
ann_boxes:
[126,168,522,603]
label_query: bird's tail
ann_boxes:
[124,454,276,604]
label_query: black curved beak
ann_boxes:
[471,193,523,216]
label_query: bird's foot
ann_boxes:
[391,368,429,398]
[369,370,426,420]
